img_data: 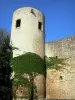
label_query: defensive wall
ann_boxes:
[45,36,75,99]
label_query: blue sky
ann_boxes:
[0,0,75,42]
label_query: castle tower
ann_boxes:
[10,7,45,99]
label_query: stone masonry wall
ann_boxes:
[45,36,75,99]
[45,36,75,58]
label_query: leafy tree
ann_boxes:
[0,28,12,100]
[12,52,67,100]
[12,52,45,100]
[12,52,44,74]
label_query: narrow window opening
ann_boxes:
[31,9,34,13]
[30,9,36,17]
[16,19,21,28]
[38,22,42,30]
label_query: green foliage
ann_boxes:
[13,74,29,87]
[0,29,11,85]
[12,52,44,75]
[12,47,67,99]
[45,56,67,70]
[12,52,45,99]
[0,28,12,99]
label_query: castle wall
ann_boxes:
[45,36,75,99]
[10,6,75,99]
[45,36,75,58]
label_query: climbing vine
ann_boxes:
[11,47,67,100]
[12,52,45,100]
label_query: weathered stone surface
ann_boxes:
[45,36,75,99]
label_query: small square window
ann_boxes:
[38,22,42,30]
[16,19,21,28]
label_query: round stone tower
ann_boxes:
[11,7,45,58]
[10,7,45,99]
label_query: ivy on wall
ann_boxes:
[11,49,67,99]
[12,52,44,74]
[45,56,67,70]
[12,52,45,100]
